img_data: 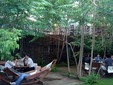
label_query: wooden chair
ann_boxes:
[83,62,101,74]
[92,62,101,70]
[0,61,6,66]
[1,59,57,85]
[84,63,90,71]
[107,66,113,73]
[91,62,102,75]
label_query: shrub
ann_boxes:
[80,73,99,85]
[51,66,59,72]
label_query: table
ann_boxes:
[0,61,6,66]
[13,66,30,72]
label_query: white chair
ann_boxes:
[84,63,90,70]
[107,66,113,73]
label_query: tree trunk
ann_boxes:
[89,0,96,75]
[57,36,60,60]
[77,25,85,78]
[66,30,71,74]
[58,35,66,62]
[89,25,95,75]
[69,44,78,74]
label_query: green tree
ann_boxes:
[0,0,32,29]
[0,28,22,60]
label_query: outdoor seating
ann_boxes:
[13,66,30,72]
[84,62,101,74]
[92,62,101,70]
[107,66,113,73]
[1,59,57,85]
[84,63,90,71]
[0,61,6,66]
[99,66,113,78]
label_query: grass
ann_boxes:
[80,72,113,85]
[57,66,113,85]
[94,78,113,85]
[82,78,113,85]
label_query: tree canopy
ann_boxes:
[1,0,113,63]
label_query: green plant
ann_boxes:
[15,53,21,59]
[51,66,59,72]
[59,62,67,66]
[0,28,22,60]
[37,56,45,65]
[80,73,99,85]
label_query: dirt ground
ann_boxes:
[44,66,82,85]
[0,66,82,85]
[44,72,82,85]
[0,72,82,85]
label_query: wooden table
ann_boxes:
[0,61,6,66]
[13,66,29,72]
